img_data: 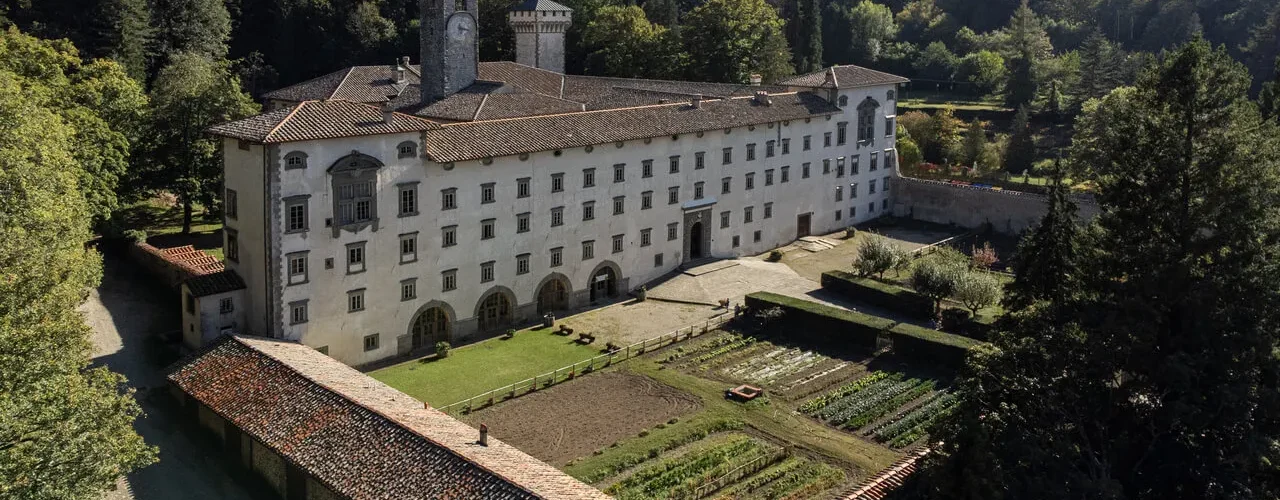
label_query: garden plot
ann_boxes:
[800,371,952,448]
[720,347,827,386]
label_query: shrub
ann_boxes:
[122,229,147,243]
[744,292,893,353]
[910,256,965,313]
[766,250,783,262]
[854,234,899,278]
[434,341,450,358]
[888,321,980,368]
[940,308,971,331]
[820,271,934,319]
[970,241,999,270]
[952,271,1003,314]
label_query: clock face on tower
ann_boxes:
[447,14,476,42]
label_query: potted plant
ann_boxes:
[434,341,450,359]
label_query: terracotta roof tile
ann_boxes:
[779,64,908,89]
[478,62,565,97]
[422,92,839,163]
[208,100,440,143]
[512,0,572,11]
[842,448,929,500]
[184,269,246,297]
[169,336,611,500]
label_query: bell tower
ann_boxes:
[421,0,478,105]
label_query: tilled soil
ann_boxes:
[463,372,702,466]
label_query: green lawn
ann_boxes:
[370,328,602,407]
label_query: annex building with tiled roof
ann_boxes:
[169,335,610,499]
[201,0,907,371]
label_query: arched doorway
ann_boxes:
[409,303,452,350]
[536,274,571,315]
[589,267,617,303]
[689,221,704,259]
[477,291,514,332]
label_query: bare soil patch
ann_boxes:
[463,372,701,466]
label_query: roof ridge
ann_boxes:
[229,336,549,499]
[452,91,803,127]
[472,93,490,121]
[331,67,357,100]
[263,101,308,142]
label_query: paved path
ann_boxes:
[85,253,254,500]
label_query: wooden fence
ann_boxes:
[437,314,735,416]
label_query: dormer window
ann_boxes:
[396,141,417,159]
[284,151,308,170]
[838,95,849,107]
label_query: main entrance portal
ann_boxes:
[536,276,570,314]
[589,267,617,303]
[797,213,812,238]
[689,222,704,259]
[477,292,513,331]
[410,306,450,350]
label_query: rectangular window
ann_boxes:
[480,261,494,282]
[442,225,457,247]
[746,143,756,161]
[583,168,595,188]
[781,138,790,155]
[550,247,563,267]
[823,159,831,175]
[765,140,775,158]
[837,157,845,178]
[551,206,564,226]
[641,228,652,246]
[399,232,418,263]
[582,240,594,260]
[441,188,457,210]
[745,173,755,190]
[336,180,374,225]
[695,152,705,169]
[837,122,848,145]
[290,301,308,325]
[802,163,811,179]
[765,169,774,186]
[481,218,495,239]
[401,279,417,301]
[654,253,664,268]
[582,201,595,221]
[442,269,457,291]
[517,212,530,233]
[398,183,418,216]
[835,185,843,202]
[803,135,811,150]
[883,176,891,192]
[869,202,875,213]
[668,186,679,205]
[694,182,705,200]
[481,183,495,204]
[363,333,378,352]
[346,242,365,274]
[885,150,896,170]
[885,116,895,137]
[551,173,564,193]
[781,166,790,183]
[883,198,890,210]
[348,289,365,313]
[286,197,308,233]
[641,191,653,210]
[850,206,857,219]
[612,234,624,254]
[764,202,773,219]
[732,235,740,248]
[517,177,530,198]
[870,152,879,171]
[722,147,732,165]
[667,222,678,241]
[287,252,307,285]
[219,297,234,313]
[753,230,761,243]
[851,182,859,198]
[720,211,730,228]
[721,177,731,194]
[852,155,860,175]
[225,188,238,220]
[517,254,530,275]
[836,209,842,221]
[613,163,626,183]
[669,156,680,174]
[869,179,877,194]
[613,196,625,215]
[823,132,832,147]
[744,206,754,223]
[642,159,653,178]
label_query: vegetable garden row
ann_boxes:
[800,371,956,449]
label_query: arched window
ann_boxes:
[328,151,384,234]
[396,141,417,159]
[886,89,896,101]
[284,151,308,170]
[837,95,849,107]
[857,97,881,143]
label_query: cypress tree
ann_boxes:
[1002,105,1036,174]
[1002,160,1080,312]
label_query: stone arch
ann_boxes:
[327,150,385,174]
[408,300,456,349]
[474,285,517,332]
[586,260,622,303]
[535,272,574,315]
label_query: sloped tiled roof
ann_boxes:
[512,0,572,11]
[478,62,565,97]
[780,64,909,89]
[184,269,245,297]
[423,92,839,163]
[841,448,929,500]
[264,65,417,103]
[208,100,440,143]
[170,335,611,500]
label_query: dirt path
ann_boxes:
[86,253,255,500]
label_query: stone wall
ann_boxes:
[891,177,1099,234]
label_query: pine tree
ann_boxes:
[152,0,231,61]
[1001,105,1035,174]
[800,0,823,71]
[1261,56,1280,121]
[1002,161,1080,312]
[89,0,153,81]
[961,118,985,167]
[1002,0,1049,108]
[1074,30,1122,110]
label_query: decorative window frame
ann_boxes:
[328,151,383,237]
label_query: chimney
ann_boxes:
[691,94,702,109]
[478,424,489,446]
[754,91,771,106]
[395,57,407,84]
[749,74,762,86]
[382,102,395,125]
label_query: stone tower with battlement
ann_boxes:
[421,0,479,104]
[508,0,572,74]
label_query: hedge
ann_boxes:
[820,271,934,319]
[745,291,982,369]
[888,321,980,369]
[744,292,891,354]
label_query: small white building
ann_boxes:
[180,270,247,348]
[207,0,907,366]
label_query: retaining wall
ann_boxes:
[891,177,1100,234]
